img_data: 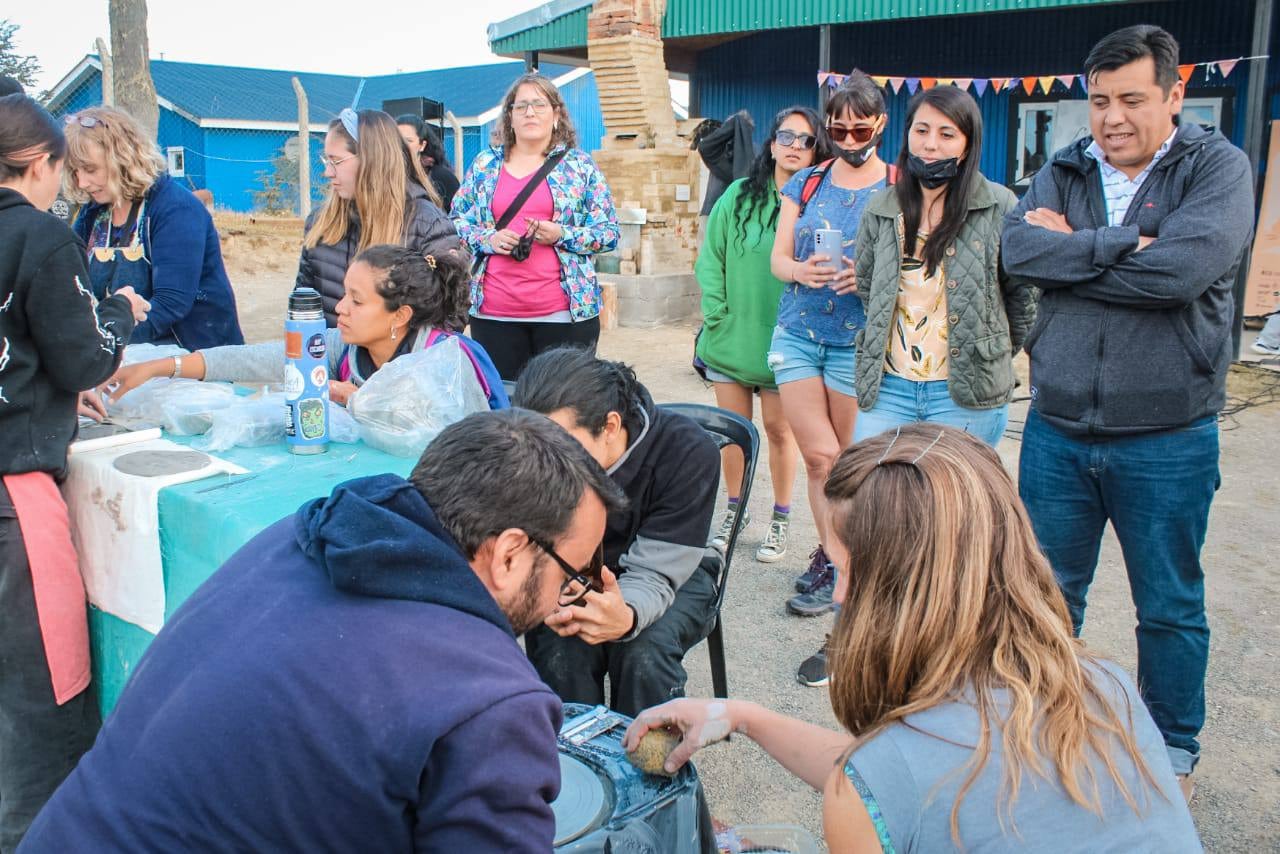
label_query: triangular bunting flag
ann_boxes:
[973,78,989,96]
[1078,74,1088,90]
[1056,74,1075,91]
[990,78,1007,93]
[905,78,921,94]
[888,77,905,94]
[920,77,938,90]
[828,74,843,89]
[817,72,830,86]
[1217,59,1239,78]
[1022,77,1038,96]
[1178,64,1195,85]
[1038,76,1056,94]
[954,77,973,91]
[872,75,890,89]
[937,78,954,88]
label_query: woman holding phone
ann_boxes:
[768,72,893,690]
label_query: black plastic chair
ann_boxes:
[658,403,760,699]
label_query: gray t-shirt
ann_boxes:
[845,660,1200,853]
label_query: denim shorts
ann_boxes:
[853,372,1008,446]
[766,326,856,397]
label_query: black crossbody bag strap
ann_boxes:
[493,149,568,232]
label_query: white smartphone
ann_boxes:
[813,228,843,269]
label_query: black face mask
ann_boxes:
[839,136,880,167]
[906,155,961,189]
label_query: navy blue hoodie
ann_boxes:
[21,474,562,853]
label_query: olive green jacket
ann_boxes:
[853,177,1037,410]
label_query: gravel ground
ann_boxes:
[222,221,1278,851]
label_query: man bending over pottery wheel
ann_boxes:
[20,410,625,853]
[515,348,720,717]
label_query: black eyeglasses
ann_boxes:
[827,124,879,144]
[774,129,817,150]
[530,536,604,607]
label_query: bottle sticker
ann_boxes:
[298,398,326,440]
[285,331,303,360]
[283,364,305,398]
[308,333,326,359]
[311,366,327,388]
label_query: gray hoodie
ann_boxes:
[1001,123,1254,436]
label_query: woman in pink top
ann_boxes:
[452,73,619,380]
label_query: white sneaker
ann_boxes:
[755,516,789,563]
[1250,339,1280,357]
[709,505,749,550]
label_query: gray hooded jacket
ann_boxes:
[1002,123,1254,436]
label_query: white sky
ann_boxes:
[14,0,547,94]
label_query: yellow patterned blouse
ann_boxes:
[885,230,949,381]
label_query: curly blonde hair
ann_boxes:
[490,73,577,156]
[62,106,166,204]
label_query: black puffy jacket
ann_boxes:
[295,182,463,326]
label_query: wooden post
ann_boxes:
[291,76,311,219]
[524,50,539,71]
[108,0,160,138]
[95,37,114,106]
[1235,0,1275,358]
[445,110,465,179]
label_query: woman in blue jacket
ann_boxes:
[65,106,244,350]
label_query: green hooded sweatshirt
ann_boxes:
[694,177,785,389]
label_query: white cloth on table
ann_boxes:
[62,438,247,634]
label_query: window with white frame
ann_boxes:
[166,146,185,177]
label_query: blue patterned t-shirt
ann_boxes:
[777,165,887,346]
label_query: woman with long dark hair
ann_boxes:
[451,73,619,381]
[849,86,1035,446]
[0,94,147,848]
[695,106,832,564]
[625,425,1198,852]
[396,115,460,212]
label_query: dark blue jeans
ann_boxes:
[1019,410,1219,775]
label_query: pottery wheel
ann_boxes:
[551,753,610,846]
[113,450,211,477]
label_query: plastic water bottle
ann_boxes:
[284,287,328,455]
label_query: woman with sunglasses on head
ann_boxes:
[299,108,462,328]
[626,425,1199,853]
[768,73,892,680]
[513,347,719,718]
[64,106,243,350]
[106,245,507,411]
[452,73,619,381]
[696,106,833,565]
[396,115,460,212]
[850,86,1034,448]
[0,94,148,849]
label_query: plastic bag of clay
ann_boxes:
[193,393,289,451]
[108,378,238,435]
[120,342,189,367]
[348,337,488,458]
[328,403,360,444]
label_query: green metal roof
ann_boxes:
[490,0,1133,55]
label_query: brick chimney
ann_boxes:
[588,0,678,149]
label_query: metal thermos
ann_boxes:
[284,287,329,454]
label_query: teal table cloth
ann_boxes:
[86,437,414,716]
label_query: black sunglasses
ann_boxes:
[827,124,878,144]
[774,129,817,150]
[530,536,604,608]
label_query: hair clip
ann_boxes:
[339,108,359,143]
[424,254,437,270]
[911,429,946,464]
[875,426,902,466]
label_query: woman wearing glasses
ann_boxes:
[0,94,147,849]
[696,106,832,565]
[768,73,892,688]
[299,108,461,327]
[451,73,619,381]
[64,106,243,350]
[513,347,719,718]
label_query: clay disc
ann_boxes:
[113,450,211,477]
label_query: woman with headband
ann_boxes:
[298,108,464,327]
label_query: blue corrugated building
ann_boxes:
[45,56,605,212]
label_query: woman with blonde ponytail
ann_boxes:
[298,108,461,326]
[625,424,1200,852]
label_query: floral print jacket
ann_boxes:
[451,144,620,321]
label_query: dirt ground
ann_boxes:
[219,216,1279,852]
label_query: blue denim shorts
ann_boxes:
[766,326,856,397]
[853,372,1008,447]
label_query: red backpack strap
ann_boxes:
[887,164,897,185]
[797,159,835,217]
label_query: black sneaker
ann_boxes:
[796,636,830,687]
[786,565,834,616]
[794,546,830,593]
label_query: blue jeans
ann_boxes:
[1018,410,1219,775]
[853,373,1008,446]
